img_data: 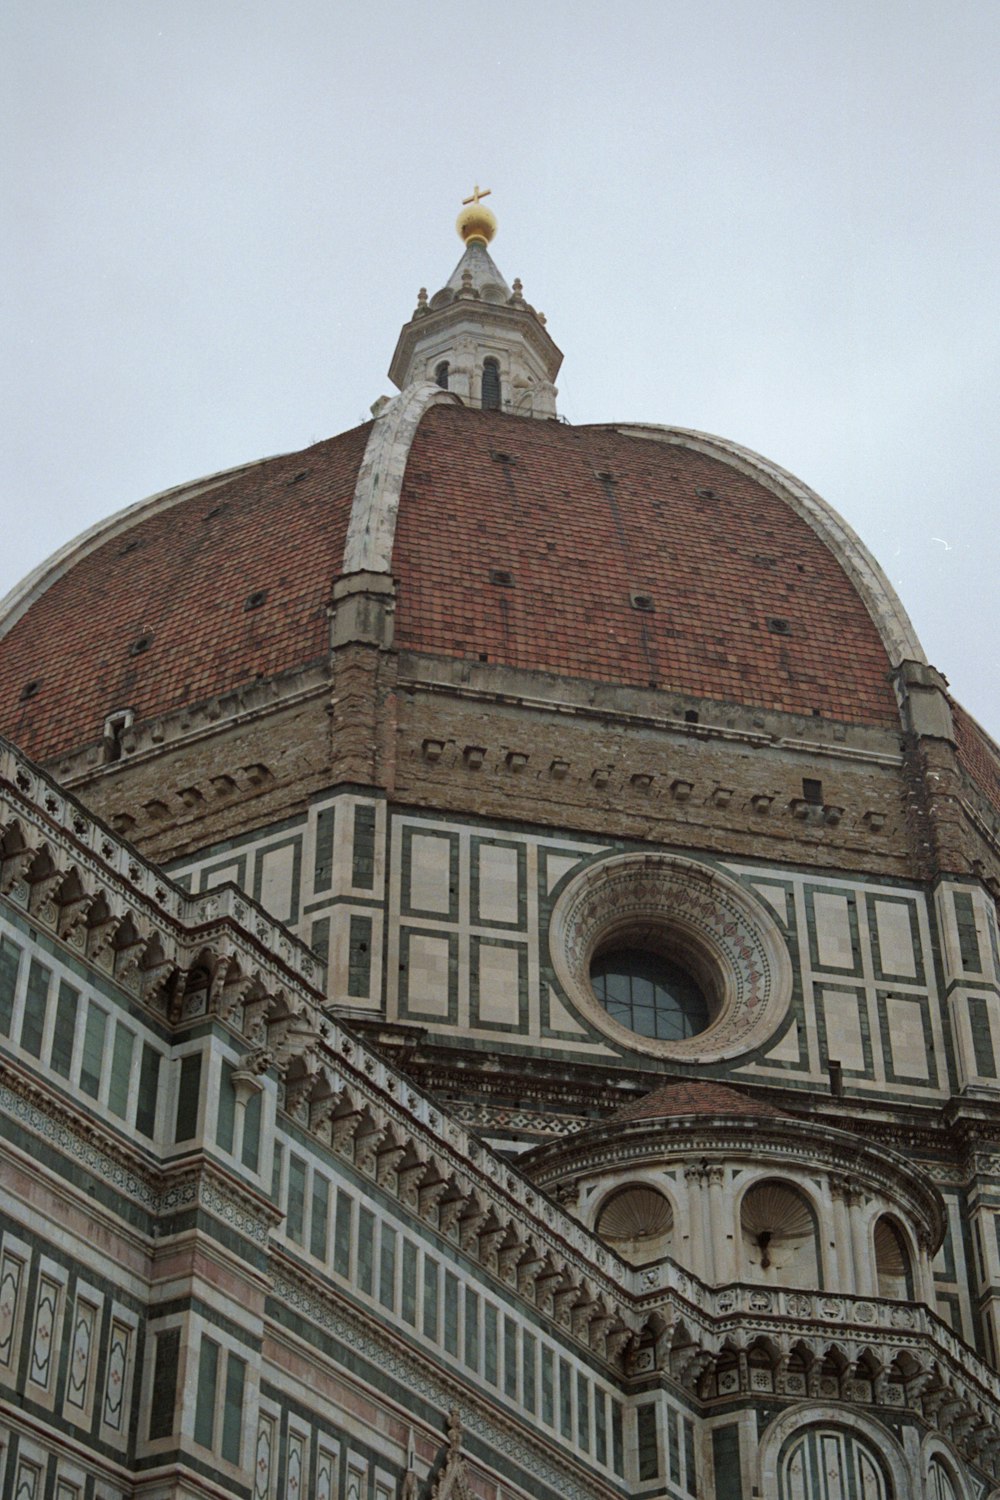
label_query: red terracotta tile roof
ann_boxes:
[0,424,371,761]
[0,403,901,763]
[952,700,1000,818]
[393,407,899,726]
[612,1080,791,1123]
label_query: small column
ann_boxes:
[847,1185,874,1296]
[915,1230,938,1308]
[683,1166,708,1281]
[829,1175,855,1293]
[706,1165,732,1284]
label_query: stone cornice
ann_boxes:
[399,658,904,766]
[0,737,325,1001]
[44,660,332,789]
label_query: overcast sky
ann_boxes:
[2,1,998,737]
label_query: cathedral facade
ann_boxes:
[2,197,1000,1499]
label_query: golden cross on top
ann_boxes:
[462,184,491,206]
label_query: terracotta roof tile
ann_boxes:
[393,407,899,726]
[0,424,370,760]
[0,403,902,762]
[953,700,1000,818]
[612,1080,791,1123]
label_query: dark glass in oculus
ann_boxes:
[590,948,709,1040]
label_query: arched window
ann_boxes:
[874,1216,914,1300]
[595,1183,673,1265]
[481,358,501,410]
[779,1428,891,1499]
[740,1181,820,1288]
[435,361,449,390]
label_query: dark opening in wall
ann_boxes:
[481,358,501,410]
[435,361,449,391]
[802,778,823,805]
[103,709,133,764]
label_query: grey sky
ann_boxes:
[3,1,998,736]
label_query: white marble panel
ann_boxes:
[875,901,916,977]
[406,934,451,1016]
[885,996,928,1078]
[476,944,521,1026]
[478,844,519,925]
[764,1025,801,1063]
[203,863,240,891]
[409,834,451,914]
[821,989,865,1070]
[754,884,789,924]
[547,985,587,1036]
[546,853,582,895]
[259,846,294,923]
[814,893,855,969]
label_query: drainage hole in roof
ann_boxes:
[203,503,227,521]
[286,470,309,486]
[594,469,616,483]
[490,450,514,465]
[117,538,142,557]
[767,617,791,635]
[20,679,41,702]
[630,591,655,612]
[129,635,153,658]
[696,486,719,500]
[244,589,269,612]
[754,554,776,568]
[489,569,514,587]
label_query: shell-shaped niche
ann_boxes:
[596,1184,673,1265]
[874,1216,913,1300]
[740,1182,819,1287]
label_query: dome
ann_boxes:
[0,404,909,765]
[3,193,998,869]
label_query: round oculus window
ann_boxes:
[591,947,710,1041]
[548,852,793,1061]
